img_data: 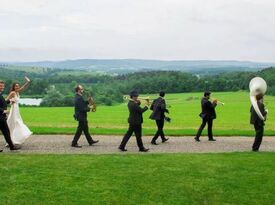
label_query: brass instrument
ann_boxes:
[88,96,96,112]
[211,99,225,106]
[216,101,225,106]
[123,95,151,105]
[249,77,267,120]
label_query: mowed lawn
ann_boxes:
[20,91,275,136]
[1,153,275,205]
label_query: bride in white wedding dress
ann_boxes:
[6,77,32,145]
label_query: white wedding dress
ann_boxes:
[7,94,32,145]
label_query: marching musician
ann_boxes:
[119,90,150,152]
[150,91,169,145]
[250,94,267,152]
[71,85,99,148]
[195,91,217,142]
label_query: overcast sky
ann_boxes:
[0,0,275,62]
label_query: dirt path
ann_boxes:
[1,135,275,154]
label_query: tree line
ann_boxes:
[1,66,275,106]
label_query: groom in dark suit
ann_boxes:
[0,80,20,151]
[72,85,99,148]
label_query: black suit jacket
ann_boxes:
[74,94,90,121]
[127,100,148,125]
[150,97,168,120]
[250,101,267,126]
[199,97,217,120]
[0,93,10,121]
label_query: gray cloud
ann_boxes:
[0,0,274,62]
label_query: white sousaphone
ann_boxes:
[249,77,267,120]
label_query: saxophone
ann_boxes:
[88,96,96,112]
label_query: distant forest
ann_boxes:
[0,66,275,106]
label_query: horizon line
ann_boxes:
[1,58,275,64]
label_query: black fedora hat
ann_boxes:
[204,91,211,96]
[130,90,139,97]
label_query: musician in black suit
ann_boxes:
[119,90,149,152]
[195,91,217,142]
[72,85,99,148]
[0,80,20,151]
[250,94,267,152]
[150,91,169,145]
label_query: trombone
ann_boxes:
[123,95,151,105]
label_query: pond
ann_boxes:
[19,98,42,106]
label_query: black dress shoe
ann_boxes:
[162,138,169,143]
[71,144,82,148]
[118,147,127,152]
[194,137,200,142]
[139,148,149,152]
[252,149,259,152]
[10,146,21,151]
[0,149,3,152]
[151,141,158,145]
[89,140,99,145]
[208,138,216,141]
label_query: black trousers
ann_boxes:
[151,119,165,142]
[119,124,144,149]
[196,118,213,140]
[72,120,93,145]
[0,120,14,149]
[252,124,264,151]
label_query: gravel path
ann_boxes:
[1,135,275,154]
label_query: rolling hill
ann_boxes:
[3,59,275,74]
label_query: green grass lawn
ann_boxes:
[1,153,275,205]
[19,91,275,136]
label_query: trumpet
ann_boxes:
[211,99,225,106]
[88,96,96,112]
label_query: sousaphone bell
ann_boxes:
[249,77,267,120]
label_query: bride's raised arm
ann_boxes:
[19,76,31,93]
